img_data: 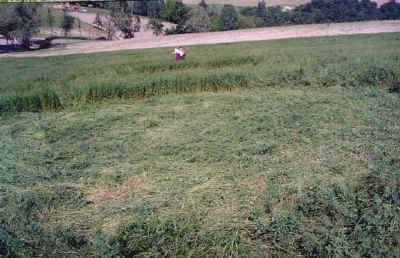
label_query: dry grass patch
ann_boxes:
[206,201,242,224]
[86,176,157,205]
[143,126,176,142]
[243,179,267,194]
[86,187,124,205]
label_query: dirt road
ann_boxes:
[2,20,400,58]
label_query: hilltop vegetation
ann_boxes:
[182,0,308,6]
[0,4,104,50]
[1,33,400,256]
[84,0,400,34]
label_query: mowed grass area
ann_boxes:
[1,34,400,257]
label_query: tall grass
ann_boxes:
[2,62,399,114]
[1,34,399,114]
[74,71,251,104]
[0,90,62,113]
[1,60,398,114]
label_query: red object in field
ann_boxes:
[176,54,185,62]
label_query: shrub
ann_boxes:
[184,7,211,33]
[218,5,240,31]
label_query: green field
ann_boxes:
[1,34,399,257]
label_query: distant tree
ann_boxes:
[148,0,165,18]
[290,0,382,24]
[47,7,55,34]
[0,21,16,45]
[132,0,148,16]
[238,15,260,29]
[77,17,82,36]
[206,4,218,18]
[134,15,141,33]
[380,0,400,19]
[122,19,135,38]
[0,5,17,45]
[109,2,129,39]
[185,7,211,32]
[12,3,41,49]
[105,15,115,40]
[114,0,129,14]
[161,0,189,24]
[359,0,380,20]
[218,5,239,31]
[199,0,208,10]
[263,6,288,26]
[93,12,103,28]
[61,9,75,37]
[109,1,121,18]
[120,15,136,39]
[111,5,136,39]
[257,0,267,17]
[147,18,164,36]
[240,6,258,17]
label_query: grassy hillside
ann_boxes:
[1,34,399,257]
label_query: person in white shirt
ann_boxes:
[173,46,185,62]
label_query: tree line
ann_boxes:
[95,0,400,33]
[190,0,400,32]
[243,0,400,27]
